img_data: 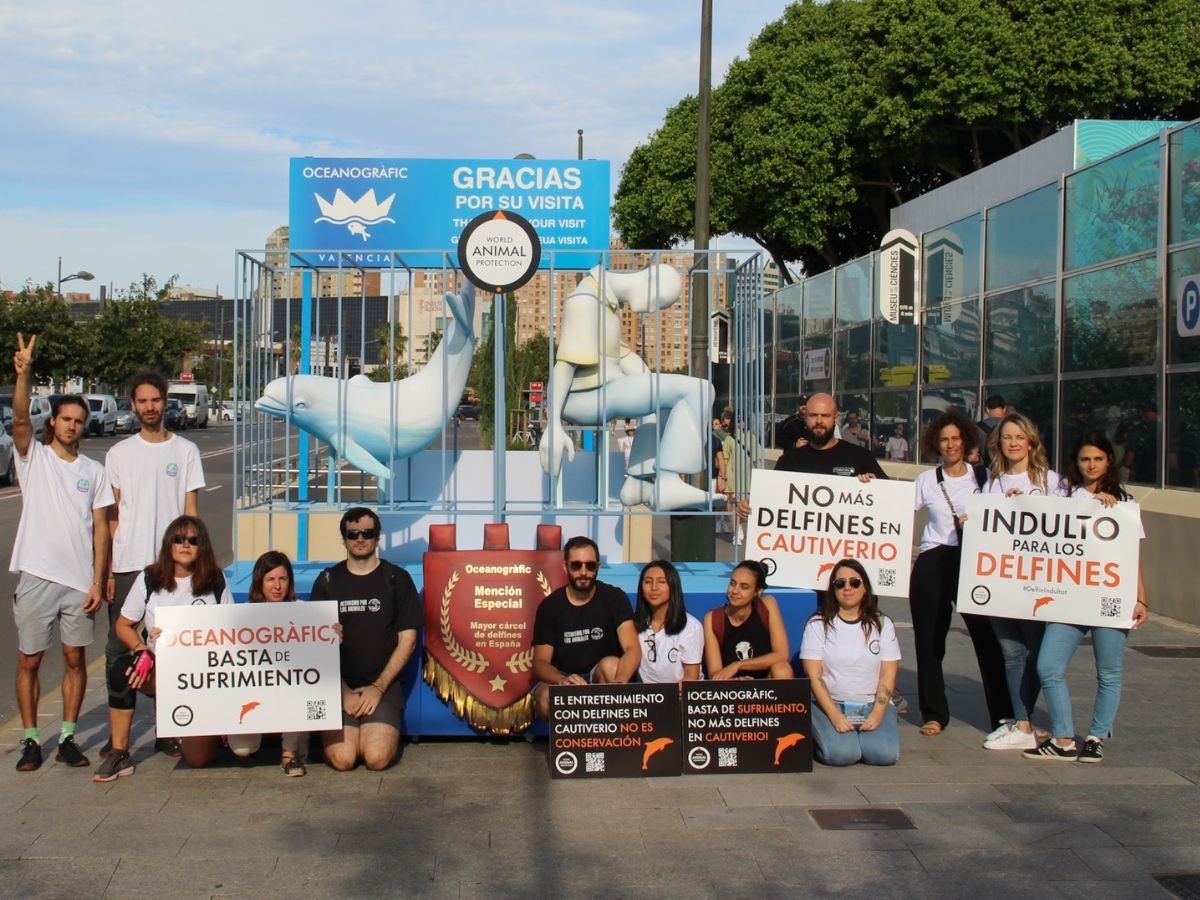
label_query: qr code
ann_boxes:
[585,752,605,773]
[718,747,738,768]
[306,699,327,721]
[877,568,896,588]
[1100,597,1121,618]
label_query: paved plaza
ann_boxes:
[2,599,1198,899]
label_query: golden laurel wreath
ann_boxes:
[440,572,487,674]
[503,571,551,673]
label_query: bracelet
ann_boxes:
[1136,599,1148,608]
[371,681,385,692]
[107,575,116,582]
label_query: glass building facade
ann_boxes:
[766,118,1200,489]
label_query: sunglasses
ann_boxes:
[832,577,863,590]
[172,535,200,546]
[345,528,379,541]
[568,560,599,572]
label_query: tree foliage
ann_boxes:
[614,0,1200,277]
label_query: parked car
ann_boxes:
[168,380,210,428]
[84,394,118,436]
[115,398,137,433]
[0,421,13,486]
[165,398,186,431]
[28,396,51,435]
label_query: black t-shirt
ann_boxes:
[309,559,423,689]
[532,581,634,675]
[720,602,773,680]
[775,440,887,479]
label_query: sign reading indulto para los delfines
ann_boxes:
[154,602,342,738]
[682,680,812,774]
[957,493,1143,628]
[548,684,681,778]
[746,470,915,597]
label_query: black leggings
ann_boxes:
[909,544,1013,729]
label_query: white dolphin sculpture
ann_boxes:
[255,282,476,482]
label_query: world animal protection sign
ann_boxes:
[153,603,342,738]
[746,470,916,597]
[956,494,1143,628]
[288,158,609,268]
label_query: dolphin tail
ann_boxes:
[329,432,392,483]
[444,282,474,340]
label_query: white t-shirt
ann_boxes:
[637,614,703,684]
[120,572,234,651]
[885,436,908,461]
[106,433,205,572]
[985,468,1060,497]
[1054,482,1146,539]
[799,614,901,702]
[9,440,115,593]
[914,467,981,553]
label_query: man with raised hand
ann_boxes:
[101,370,204,759]
[531,535,640,719]
[9,333,113,771]
[309,507,421,771]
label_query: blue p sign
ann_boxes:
[1179,277,1200,337]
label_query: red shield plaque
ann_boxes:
[423,548,566,734]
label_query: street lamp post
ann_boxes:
[57,257,95,296]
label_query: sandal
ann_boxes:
[281,755,307,777]
[919,721,944,736]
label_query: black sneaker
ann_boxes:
[92,750,134,783]
[16,738,42,772]
[99,738,112,759]
[1023,738,1078,761]
[1079,736,1105,764]
[155,737,182,758]
[54,735,90,768]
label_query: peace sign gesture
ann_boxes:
[13,332,36,377]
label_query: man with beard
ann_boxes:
[101,370,204,759]
[774,393,886,479]
[309,507,421,771]
[531,536,640,718]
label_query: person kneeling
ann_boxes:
[800,560,900,767]
[703,560,794,680]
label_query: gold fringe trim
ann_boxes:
[423,653,534,735]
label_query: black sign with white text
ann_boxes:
[548,684,682,778]
[682,679,812,774]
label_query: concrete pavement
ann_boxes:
[2,595,1198,898]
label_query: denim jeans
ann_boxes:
[990,617,1045,721]
[1037,623,1129,740]
[810,704,899,766]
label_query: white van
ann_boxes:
[84,394,118,436]
[167,381,210,429]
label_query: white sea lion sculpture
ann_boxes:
[541,264,719,511]
[256,282,476,482]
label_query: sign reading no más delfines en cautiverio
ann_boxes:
[288,158,609,268]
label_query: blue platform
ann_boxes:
[226,561,818,737]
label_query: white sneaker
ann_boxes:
[984,719,1015,742]
[983,722,1038,750]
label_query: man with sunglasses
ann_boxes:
[101,370,205,759]
[531,536,640,718]
[309,507,421,771]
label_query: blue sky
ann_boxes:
[0,1,788,296]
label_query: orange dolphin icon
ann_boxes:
[1031,596,1056,617]
[641,737,674,770]
[816,562,836,580]
[774,732,806,765]
[239,701,262,724]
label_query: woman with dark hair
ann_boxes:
[800,559,901,766]
[703,560,792,680]
[634,561,703,683]
[180,551,314,777]
[94,515,232,782]
[981,412,1059,751]
[1026,433,1148,763]
[909,410,1012,737]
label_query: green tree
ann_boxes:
[82,298,205,388]
[0,284,88,386]
[421,328,444,365]
[369,320,409,382]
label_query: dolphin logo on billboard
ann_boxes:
[313,188,396,240]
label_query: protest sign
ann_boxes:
[681,680,812,774]
[155,602,342,738]
[548,684,681,778]
[957,493,1142,628]
[746,470,916,597]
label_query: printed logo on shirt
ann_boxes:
[75,478,91,493]
[165,463,180,477]
[735,640,754,661]
[589,627,604,641]
[191,597,211,605]
[563,628,599,645]
[367,598,382,612]
[831,466,857,477]
[339,598,378,614]
[868,639,881,655]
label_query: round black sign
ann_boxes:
[457,210,541,294]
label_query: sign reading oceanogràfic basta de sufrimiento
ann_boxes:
[154,602,342,738]
[549,684,682,778]
[956,493,1143,628]
[682,680,812,775]
[746,470,916,597]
